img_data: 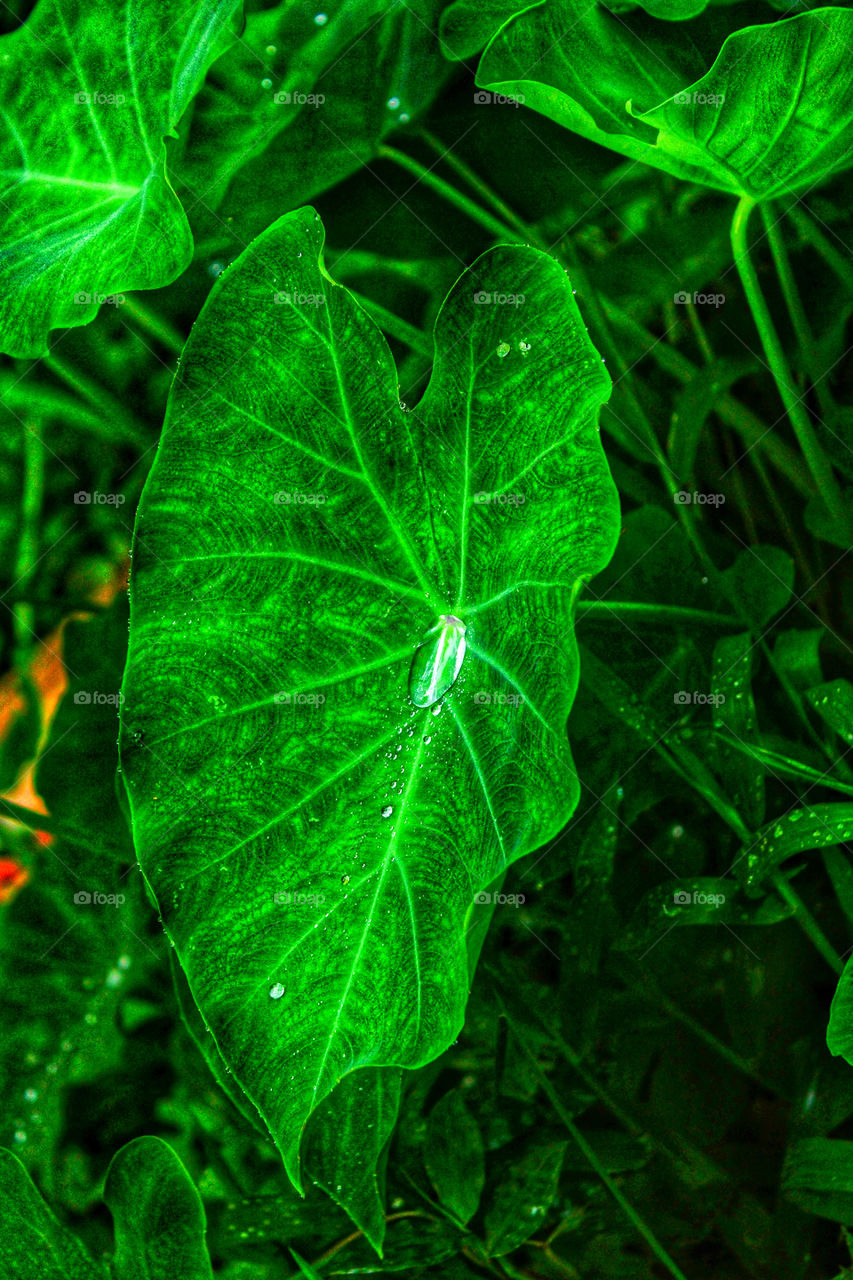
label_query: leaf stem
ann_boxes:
[769,870,844,974]
[376,145,518,242]
[46,355,148,449]
[786,205,853,295]
[575,601,738,628]
[123,296,185,355]
[346,288,433,357]
[761,203,834,421]
[730,196,849,539]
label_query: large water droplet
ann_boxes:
[409,614,467,709]
[269,982,285,999]
[381,805,393,818]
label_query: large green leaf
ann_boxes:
[120,206,619,1191]
[476,2,853,197]
[0,0,240,356]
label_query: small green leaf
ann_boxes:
[773,628,823,693]
[424,1090,485,1224]
[104,1136,213,1280]
[289,1251,324,1280]
[484,1141,566,1256]
[720,545,794,631]
[738,804,853,893]
[807,680,853,747]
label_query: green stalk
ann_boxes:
[762,203,834,421]
[770,870,844,974]
[123,296,185,355]
[787,205,853,295]
[500,1004,690,1280]
[46,355,148,449]
[12,424,44,667]
[346,289,433,358]
[576,601,739,628]
[376,145,519,242]
[730,196,850,539]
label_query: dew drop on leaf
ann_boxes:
[497,342,510,359]
[269,982,285,999]
[314,11,328,23]
[387,96,400,109]
[409,615,466,708]
[382,806,393,818]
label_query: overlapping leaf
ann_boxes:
[119,206,619,1191]
[0,0,241,356]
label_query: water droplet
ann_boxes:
[519,340,531,354]
[409,616,466,709]
[382,805,393,818]
[269,982,285,999]
[13,1130,26,1144]
[341,874,350,885]
[266,43,276,55]
[496,342,510,359]
[23,1088,37,1102]
[387,96,400,110]
[261,77,272,89]
[432,703,442,716]
[399,112,410,123]
[209,261,224,277]
[314,11,328,23]
[423,735,431,744]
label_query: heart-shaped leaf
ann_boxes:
[120,206,619,1191]
[0,0,241,356]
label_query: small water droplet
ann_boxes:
[23,1088,37,1103]
[496,342,510,359]
[341,874,350,885]
[387,96,400,110]
[266,43,276,55]
[269,982,285,999]
[314,11,328,23]
[382,805,393,818]
[423,735,431,744]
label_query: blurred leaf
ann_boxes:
[104,1136,213,1280]
[615,877,793,950]
[720,545,795,631]
[710,633,765,829]
[424,1090,485,1224]
[807,680,853,746]
[784,1139,853,1224]
[439,0,543,60]
[484,1139,566,1256]
[0,1146,106,1279]
[773,629,823,694]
